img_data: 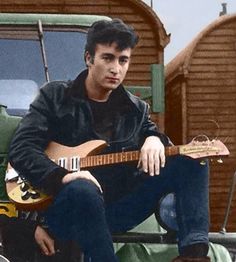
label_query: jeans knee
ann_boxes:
[64,178,103,208]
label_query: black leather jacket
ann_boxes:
[9,70,170,198]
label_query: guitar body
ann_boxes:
[6,181,52,211]
[45,139,107,160]
[6,140,108,211]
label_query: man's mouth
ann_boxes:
[106,77,119,81]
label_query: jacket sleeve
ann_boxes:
[141,102,172,146]
[8,82,68,195]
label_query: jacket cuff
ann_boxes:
[40,167,68,196]
[144,130,172,146]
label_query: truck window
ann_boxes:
[44,30,87,81]
[0,38,46,86]
[0,79,39,116]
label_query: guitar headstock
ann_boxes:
[179,139,229,159]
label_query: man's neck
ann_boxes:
[85,77,112,102]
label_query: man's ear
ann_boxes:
[85,51,93,66]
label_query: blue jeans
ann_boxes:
[45,155,209,261]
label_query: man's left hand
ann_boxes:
[138,136,165,176]
[34,225,55,256]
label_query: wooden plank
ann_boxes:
[187,79,236,86]
[131,55,158,64]
[136,39,157,48]
[188,93,236,100]
[208,28,236,36]
[196,43,235,51]
[187,101,236,107]
[188,115,236,122]
[193,50,236,58]
[201,36,236,44]
[125,72,150,81]
[187,86,236,93]
[188,121,236,129]
[188,128,236,136]
[133,48,157,56]
[191,58,236,65]
[189,64,236,72]
[188,71,236,79]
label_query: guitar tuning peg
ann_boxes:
[217,158,223,164]
[200,160,207,165]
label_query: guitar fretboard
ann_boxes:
[80,150,140,168]
[56,146,180,171]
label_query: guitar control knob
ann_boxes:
[21,191,31,200]
[20,182,30,192]
[30,190,40,199]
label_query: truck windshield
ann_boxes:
[0,28,87,116]
[44,31,87,81]
[0,30,87,86]
[0,39,46,86]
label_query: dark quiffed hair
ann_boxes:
[85,18,139,57]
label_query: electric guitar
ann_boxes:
[6,139,229,211]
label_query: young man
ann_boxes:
[8,19,210,262]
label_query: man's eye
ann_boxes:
[120,58,128,65]
[103,56,111,61]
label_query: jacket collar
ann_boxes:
[68,69,142,113]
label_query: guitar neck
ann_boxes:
[80,145,180,169]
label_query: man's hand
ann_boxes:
[138,136,165,176]
[62,170,103,193]
[34,225,55,256]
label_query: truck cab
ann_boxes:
[0,13,111,116]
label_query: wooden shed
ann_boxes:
[165,14,236,231]
[0,0,170,129]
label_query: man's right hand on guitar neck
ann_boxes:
[62,171,103,193]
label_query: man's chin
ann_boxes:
[105,84,120,90]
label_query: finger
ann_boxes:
[160,147,166,168]
[137,158,142,169]
[148,152,155,176]
[154,151,161,175]
[140,150,148,173]
[44,239,55,256]
[40,242,50,256]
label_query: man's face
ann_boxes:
[85,42,131,93]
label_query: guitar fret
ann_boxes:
[104,155,107,164]
[85,157,90,168]
[80,158,84,169]
[89,156,92,167]
[98,155,103,165]
[110,154,114,164]
[115,153,118,162]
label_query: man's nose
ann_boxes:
[110,60,120,74]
